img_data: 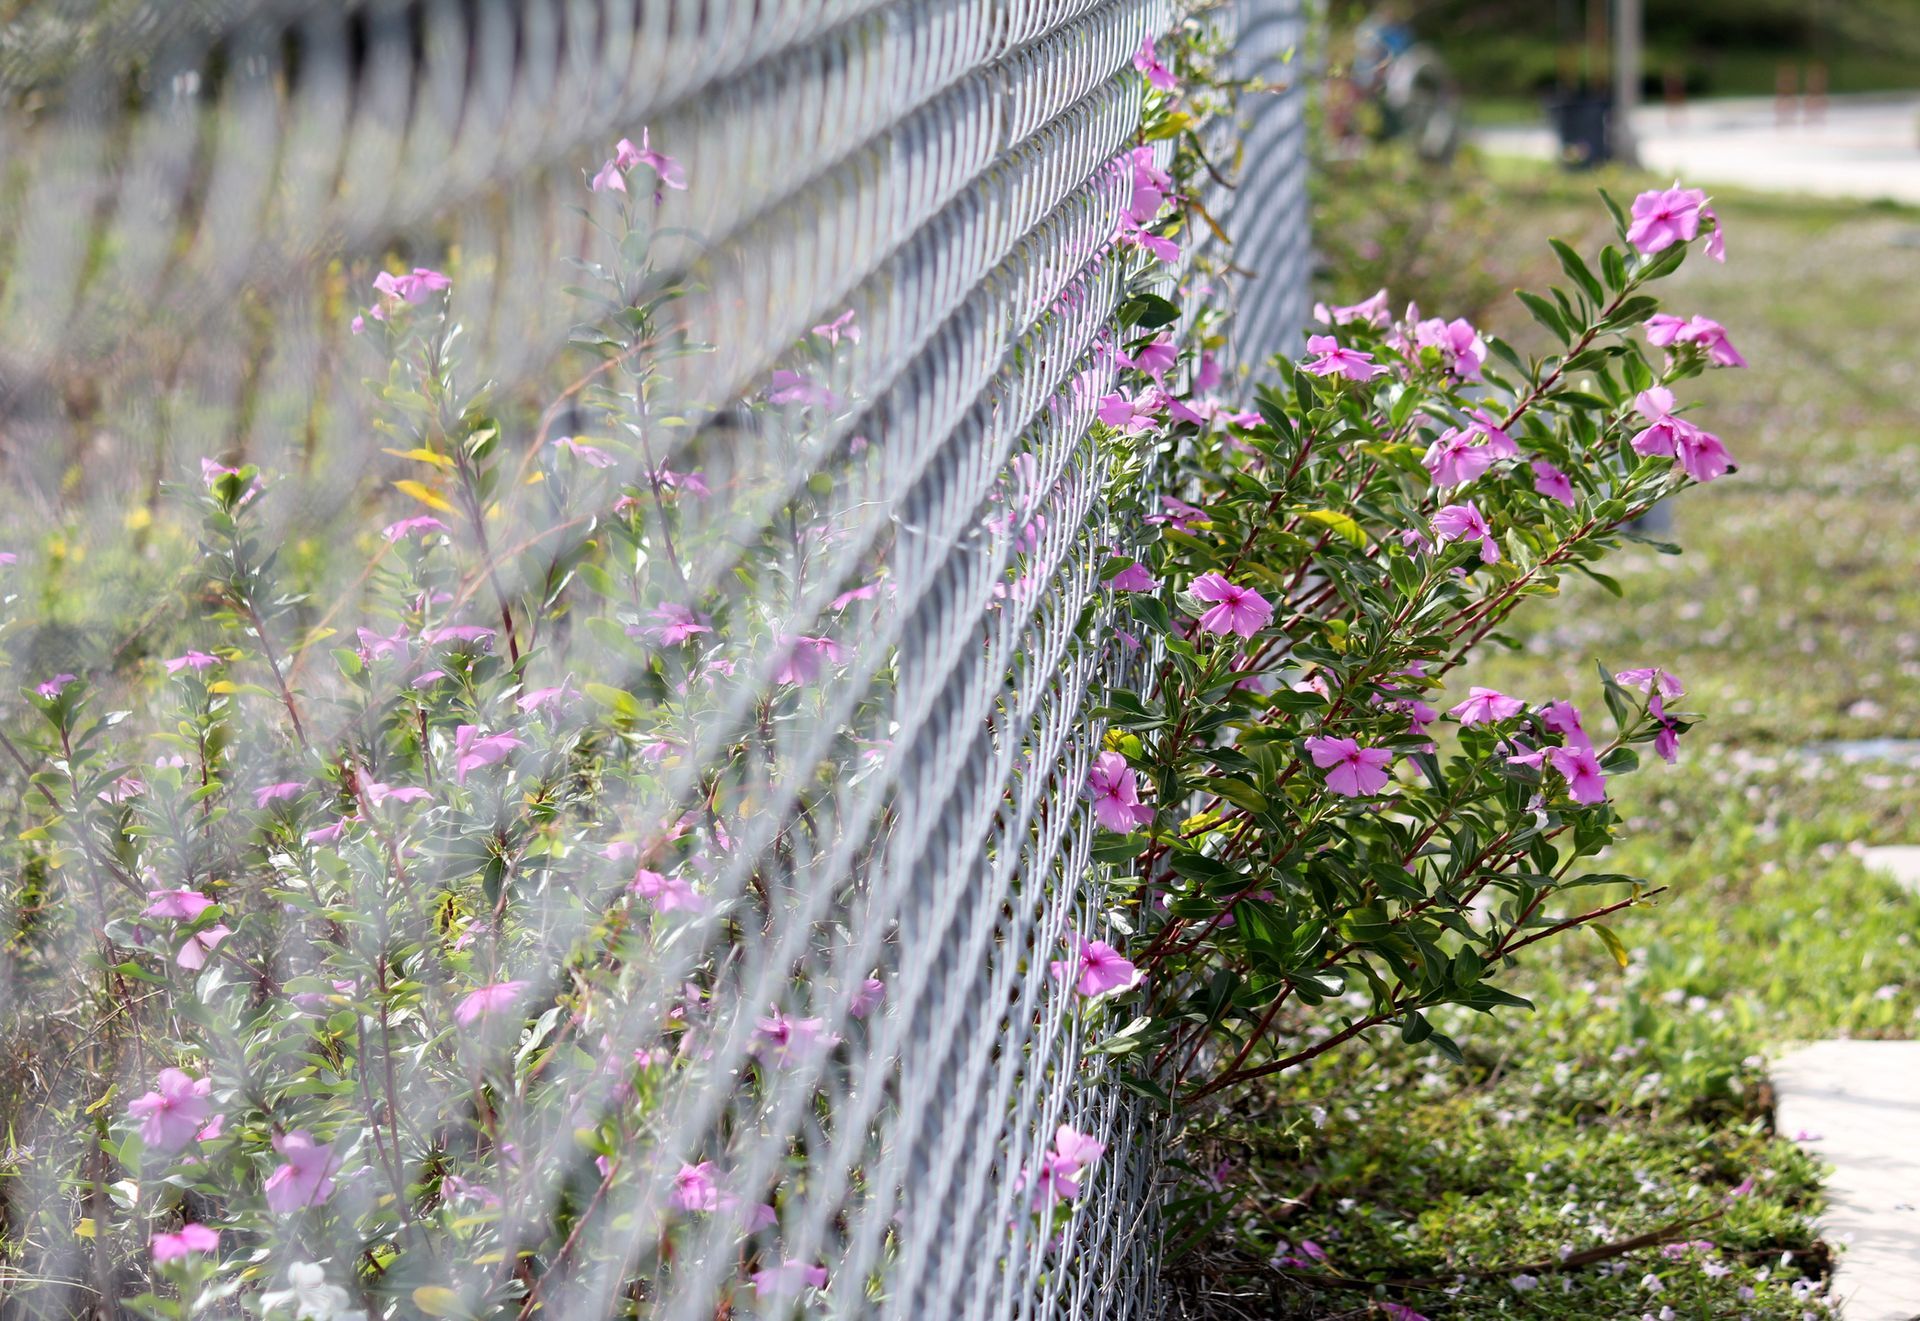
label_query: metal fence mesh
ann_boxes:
[0,1,1306,1315]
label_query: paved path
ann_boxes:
[1771,1041,1920,1320]
[1477,95,1920,205]
[1857,846,1920,895]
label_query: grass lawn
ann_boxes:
[1168,162,1920,1319]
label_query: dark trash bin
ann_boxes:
[1548,90,1613,168]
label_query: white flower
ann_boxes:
[260,1262,367,1321]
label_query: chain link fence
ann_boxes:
[0,1,1306,1315]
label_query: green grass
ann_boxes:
[1174,161,1920,1319]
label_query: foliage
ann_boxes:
[1078,154,1740,1112]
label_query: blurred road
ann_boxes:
[1477,94,1920,205]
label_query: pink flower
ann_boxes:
[455,980,528,1026]
[423,624,496,648]
[1303,735,1394,796]
[774,635,846,686]
[1302,334,1386,381]
[35,674,78,699]
[128,1069,213,1152]
[812,310,860,345]
[1540,700,1591,748]
[1423,428,1494,488]
[591,131,685,196]
[754,1011,840,1064]
[751,1261,828,1296]
[1679,316,1744,367]
[1531,458,1576,507]
[633,603,711,646]
[1087,750,1154,832]
[263,1131,341,1213]
[442,1174,500,1208]
[151,1222,219,1262]
[1628,385,1691,459]
[1050,936,1140,997]
[1116,212,1180,264]
[1651,692,1682,764]
[1109,561,1157,592]
[1132,36,1177,91]
[625,128,686,190]
[630,868,703,913]
[143,888,215,921]
[304,817,356,845]
[176,924,232,970]
[1025,1124,1107,1209]
[589,158,626,193]
[1123,335,1178,382]
[1147,496,1207,531]
[1313,289,1390,328]
[1413,317,1486,379]
[1616,667,1685,700]
[1195,351,1222,391]
[849,976,886,1019]
[515,683,576,713]
[1449,687,1524,726]
[1543,744,1605,806]
[253,781,304,808]
[163,651,220,674]
[1675,426,1732,482]
[768,369,836,408]
[1096,388,1163,434]
[1128,145,1174,222]
[1051,1124,1105,1176]
[1643,313,1689,347]
[453,725,524,783]
[831,580,883,610]
[1702,203,1726,262]
[373,267,451,304]
[357,623,410,662]
[552,435,617,467]
[644,466,710,498]
[1627,185,1707,254]
[1647,314,1744,367]
[1430,501,1500,563]
[1191,574,1273,638]
[361,782,432,809]
[1547,744,1607,804]
[672,1161,720,1212]
[1468,409,1519,458]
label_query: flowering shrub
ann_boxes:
[1074,167,1740,1107]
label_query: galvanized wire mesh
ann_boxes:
[0,1,1306,1315]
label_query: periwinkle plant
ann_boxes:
[1068,169,1739,1107]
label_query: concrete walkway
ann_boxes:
[1476,94,1920,205]
[1856,845,1920,895]
[1771,1041,1920,1320]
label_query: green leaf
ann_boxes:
[1548,238,1604,306]
[1514,290,1570,344]
[583,683,641,720]
[1119,293,1181,329]
[1297,508,1368,547]
[1197,776,1268,813]
[1591,923,1631,969]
